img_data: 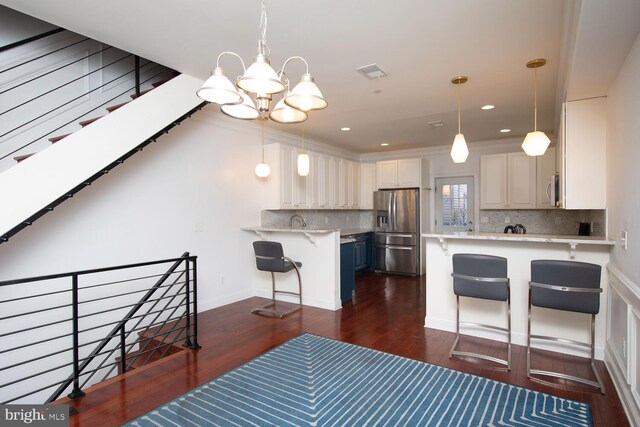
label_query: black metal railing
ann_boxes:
[0,252,200,405]
[0,27,172,161]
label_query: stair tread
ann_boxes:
[79,116,102,127]
[130,88,153,99]
[49,134,71,143]
[14,153,35,162]
[106,101,129,113]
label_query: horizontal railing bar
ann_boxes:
[0,331,73,356]
[1,52,131,115]
[0,301,72,321]
[77,292,190,320]
[79,280,188,305]
[85,331,186,364]
[0,255,196,287]
[0,28,65,54]
[0,316,70,338]
[0,36,89,74]
[2,377,71,405]
[0,270,187,304]
[0,60,152,141]
[0,46,116,95]
[0,345,72,373]
[0,360,73,389]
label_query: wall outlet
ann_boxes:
[325,216,328,224]
[504,216,510,224]
[194,222,203,232]
[480,216,489,224]
[220,276,225,285]
[621,231,628,250]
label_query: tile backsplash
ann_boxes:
[261,210,374,230]
[478,209,606,236]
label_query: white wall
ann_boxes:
[0,5,56,46]
[604,32,640,426]
[0,106,270,312]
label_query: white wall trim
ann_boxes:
[253,288,340,312]
[425,315,605,360]
[605,263,640,427]
[606,347,639,427]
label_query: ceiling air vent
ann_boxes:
[428,120,444,128]
[356,64,387,79]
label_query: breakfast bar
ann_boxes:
[423,232,615,359]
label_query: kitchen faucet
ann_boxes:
[289,214,307,228]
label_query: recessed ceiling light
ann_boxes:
[500,129,511,133]
[481,105,495,110]
[340,127,351,131]
[381,143,389,146]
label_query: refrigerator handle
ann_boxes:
[392,192,397,230]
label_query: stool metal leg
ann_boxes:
[252,258,303,319]
[449,294,511,370]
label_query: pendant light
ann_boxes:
[297,124,309,176]
[197,0,326,124]
[450,76,469,163]
[255,119,271,178]
[522,58,550,156]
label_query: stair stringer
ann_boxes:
[0,74,205,238]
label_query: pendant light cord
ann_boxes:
[457,81,462,134]
[261,119,265,162]
[533,66,538,131]
[301,124,305,154]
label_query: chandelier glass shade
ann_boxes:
[197,0,326,124]
[450,76,469,163]
[522,58,550,156]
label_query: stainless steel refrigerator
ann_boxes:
[374,188,419,275]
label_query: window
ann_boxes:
[435,176,474,233]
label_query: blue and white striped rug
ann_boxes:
[125,333,592,426]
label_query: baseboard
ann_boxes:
[606,346,639,427]
[425,316,605,360]
[199,289,254,312]
[253,288,340,311]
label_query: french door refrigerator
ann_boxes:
[374,188,419,275]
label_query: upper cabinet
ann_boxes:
[480,152,536,209]
[559,97,607,209]
[376,158,424,189]
[536,146,556,208]
[360,163,376,209]
[263,143,372,210]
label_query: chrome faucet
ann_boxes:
[289,214,307,228]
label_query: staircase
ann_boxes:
[0,73,207,244]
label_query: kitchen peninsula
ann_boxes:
[423,232,614,359]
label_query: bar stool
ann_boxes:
[528,259,604,393]
[252,241,302,318]
[449,253,511,370]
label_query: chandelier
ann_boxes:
[196,0,327,123]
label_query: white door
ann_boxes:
[435,176,474,233]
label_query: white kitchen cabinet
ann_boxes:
[320,155,332,208]
[277,144,295,209]
[337,159,348,208]
[263,143,309,209]
[309,152,322,209]
[559,97,607,209]
[480,152,535,209]
[536,146,556,208]
[360,163,376,209]
[348,161,360,209]
[376,158,423,189]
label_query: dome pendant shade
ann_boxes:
[196,67,243,105]
[297,153,310,176]
[285,74,328,111]
[451,133,469,163]
[521,131,550,156]
[269,97,308,124]
[255,162,271,177]
[221,90,260,120]
[237,54,286,95]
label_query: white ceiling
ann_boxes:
[1,0,639,154]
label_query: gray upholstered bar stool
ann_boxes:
[449,253,511,370]
[528,259,604,393]
[252,241,302,319]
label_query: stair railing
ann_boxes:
[0,26,171,162]
[0,252,199,405]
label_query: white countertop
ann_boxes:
[242,226,373,236]
[423,232,614,245]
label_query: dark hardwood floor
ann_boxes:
[64,272,629,426]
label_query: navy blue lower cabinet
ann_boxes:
[340,241,355,303]
[354,232,373,272]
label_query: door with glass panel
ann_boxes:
[435,177,474,233]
